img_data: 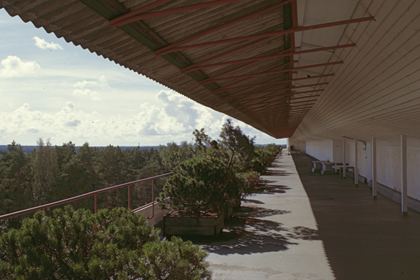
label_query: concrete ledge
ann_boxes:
[133,201,170,226]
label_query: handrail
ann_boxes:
[0,172,172,221]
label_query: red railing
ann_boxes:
[0,172,172,221]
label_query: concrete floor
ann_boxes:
[202,153,420,280]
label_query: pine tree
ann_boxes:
[0,206,211,279]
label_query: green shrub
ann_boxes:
[159,149,242,215]
[0,206,211,279]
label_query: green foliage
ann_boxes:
[159,149,242,215]
[0,140,180,230]
[32,138,59,204]
[219,119,255,173]
[0,206,211,279]
[159,141,195,170]
[251,144,279,174]
[158,120,280,216]
[193,128,212,151]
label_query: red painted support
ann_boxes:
[148,179,155,219]
[215,72,291,95]
[235,93,320,107]
[155,0,294,56]
[232,89,324,106]
[211,61,342,88]
[217,74,333,99]
[222,82,328,101]
[240,96,317,110]
[199,60,262,85]
[156,17,374,56]
[110,0,172,28]
[111,0,246,28]
[233,92,322,110]
[128,185,131,210]
[184,44,355,72]
[253,104,316,116]
[182,38,278,74]
[253,103,317,115]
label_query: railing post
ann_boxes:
[128,184,131,210]
[148,179,155,219]
[43,208,47,215]
[94,194,97,213]
[0,172,172,222]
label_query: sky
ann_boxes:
[0,9,287,147]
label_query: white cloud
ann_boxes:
[0,56,40,78]
[0,91,285,146]
[73,89,101,101]
[33,36,63,50]
[72,75,108,101]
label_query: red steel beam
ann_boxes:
[222,82,328,101]
[215,74,288,98]
[232,90,323,108]
[216,73,333,98]
[184,44,355,72]
[217,70,296,101]
[155,0,294,56]
[156,17,374,56]
[240,96,317,110]
[242,94,320,107]
[215,72,291,95]
[248,101,317,113]
[212,61,341,93]
[110,0,172,28]
[254,104,315,114]
[214,78,296,94]
[111,0,245,28]
[236,89,325,103]
[252,107,315,119]
[182,38,271,74]
[211,61,341,87]
[254,103,316,114]
[200,60,298,86]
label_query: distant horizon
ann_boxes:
[0,142,281,149]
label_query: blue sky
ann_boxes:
[0,9,286,147]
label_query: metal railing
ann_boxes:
[0,172,172,221]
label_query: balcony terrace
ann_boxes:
[199,153,420,280]
[2,152,420,279]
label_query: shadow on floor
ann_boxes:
[254,181,291,195]
[183,205,319,256]
[292,153,420,280]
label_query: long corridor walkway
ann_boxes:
[293,153,420,280]
[205,153,335,279]
[205,153,420,280]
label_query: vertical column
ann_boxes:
[401,134,408,216]
[342,138,346,178]
[354,138,359,187]
[371,137,377,199]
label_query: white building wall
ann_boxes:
[373,138,420,202]
[346,140,368,181]
[291,136,420,203]
[332,139,342,163]
[305,139,334,161]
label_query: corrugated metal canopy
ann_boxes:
[0,0,379,139]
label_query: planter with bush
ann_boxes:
[159,148,243,236]
[159,119,279,237]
